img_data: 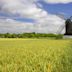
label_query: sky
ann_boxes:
[0,0,72,34]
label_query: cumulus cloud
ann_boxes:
[0,0,41,18]
[0,0,65,34]
[35,14,65,33]
[0,17,65,34]
[0,18,35,33]
[44,0,72,4]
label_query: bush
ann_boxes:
[56,34,63,39]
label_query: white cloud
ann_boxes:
[0,0,65,34]
[0,0,41,18]
[0,18,35,33]
[35,14,65,33]
[44,0,72,3]
[0,16,65,34]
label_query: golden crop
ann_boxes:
[0,38,72,72]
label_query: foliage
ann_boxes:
[55,34,63,39]
[0,33,63,39]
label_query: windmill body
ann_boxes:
[65,17,72,35]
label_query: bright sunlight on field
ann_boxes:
[0,39,72,72]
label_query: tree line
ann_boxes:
[0,32,63,39]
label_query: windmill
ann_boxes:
[65,16,72,35]
[56,14,72,35]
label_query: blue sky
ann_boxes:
[40,2,72,17]
[0,0,72,22]
[0,0,72,33]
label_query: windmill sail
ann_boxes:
[55,14,66,34]
[56,24,65,34]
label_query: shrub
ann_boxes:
[56,34,63,39]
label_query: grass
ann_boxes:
[0,38,72,72]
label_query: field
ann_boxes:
[0,38,72,72]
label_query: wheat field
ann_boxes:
[0,38,72,72]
